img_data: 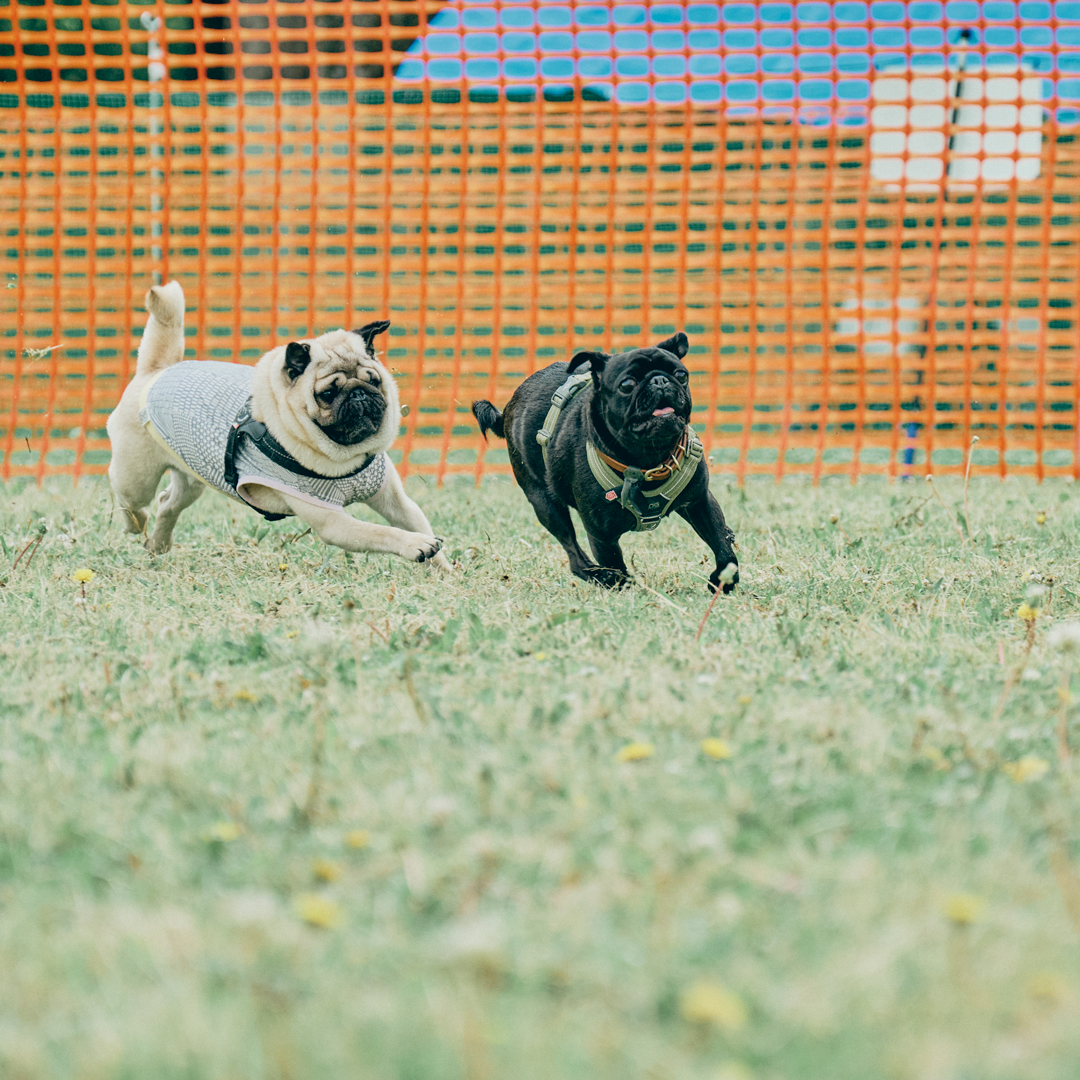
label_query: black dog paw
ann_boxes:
[708,560,740,594]
[586,566,630,590]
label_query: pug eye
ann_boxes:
[673,369,689,385]
[619,378,637,393]
[316,387,336,405]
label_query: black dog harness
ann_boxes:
[535,371,703,532]
[222,399,373,521]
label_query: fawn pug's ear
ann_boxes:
[354,320,391,354]
[567,350,610,390]
[285,341,311,381]
[655,332,689,359]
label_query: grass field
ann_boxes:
[2,471,1080,1080]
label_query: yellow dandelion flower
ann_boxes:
[616,742,655,763]
[737,694,753,706]
[203,821,241,843]
[1016,602,1038,622]
[72,567,95,584]
[943,892,984,926]
[294,893,341,929]
[344,829,370,850]
[312,857,342,883]
[1002,756,1049,783]
[679,981,748,1030]
[233,688,257,703]
[1036,511,1047,526]
[1027,971,1069,1003]
[278,562,288,572]
[534,652,548,661]
[701,738,733,760]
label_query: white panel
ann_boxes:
[871,158,905,181]
[873,78,909,102]
[910,77,947,101]
[871,104,908,127]
[985,76,1020,101]
[909,130,945,155]
[984,130,1017,155]
[871,131,906,154]
[948,157,981,181]
[985,103,1018,128]
[1017,130,1042,155]
[983,157,1015,181]
[951,131,982,154]
[907,157,944,180]
[1019,104,1043,128]
[909,104,946,128]
[1017,157,1041,181]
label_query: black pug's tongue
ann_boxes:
[653,406,675,416]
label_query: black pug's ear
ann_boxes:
[354,319,391,354]
[567,350,609,388]
[656,331,689,359]
[284,341,311,381]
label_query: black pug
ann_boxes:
[472,332,739,593]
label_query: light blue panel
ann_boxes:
[579,56,613,76]
[800,78,834,99]
[502,32,537,52]
[690,80,723,101]
[726,78,758,100]
[577,30,613,50]
[465,58,499,78]
[428,59,463,80]
[689,28,721,47]
[616,55,650,76]
[654,54,687,75]
[540,56,575,78]
[463,32,499,53]
[539,31,575,50]
[503,57,538,78]
[655,80,688,101]
[690,53,722,75]
[575,5,611,26]
[462,8,497,28]
[426,33,462,55]
[763,53,796,72]
[612,4,648,25]
[537,6,573,27]
[762,77,796,99]
[653,29,686,48]
[616,81,651,102]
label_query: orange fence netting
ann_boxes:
[2,0,1080,485]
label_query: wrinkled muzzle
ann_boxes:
[323,384,387,446]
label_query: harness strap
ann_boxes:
[536,370,593,468]
[535,370,704,533]
[223,398,371,522]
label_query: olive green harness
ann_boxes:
[535,371,703,532]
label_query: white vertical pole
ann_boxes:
[140,10,165,285]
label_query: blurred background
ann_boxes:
[2,0,1079,484]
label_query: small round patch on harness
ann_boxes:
[606,490,618,501]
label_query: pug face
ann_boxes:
[262,320,399,465]
[571,333,692,454]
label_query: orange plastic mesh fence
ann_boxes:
[3,0,1080,484]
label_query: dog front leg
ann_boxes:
[274,491,443,564]
[677,490,739,594]
[366,461,452,571]
[586,534,630,589]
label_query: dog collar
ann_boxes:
[223,398,372,520]
[535,370,703,532]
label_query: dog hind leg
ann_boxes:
[147,467,205,554]
[523,488,604,583]
[109,450,168,537]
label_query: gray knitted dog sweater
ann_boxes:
[140,361,388,515]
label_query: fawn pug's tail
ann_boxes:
[472,400,505,440]
[135,281,186,377]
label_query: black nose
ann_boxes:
[650,373,671,390]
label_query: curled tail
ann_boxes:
[472,400,505,440]
[135,281,186,377]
